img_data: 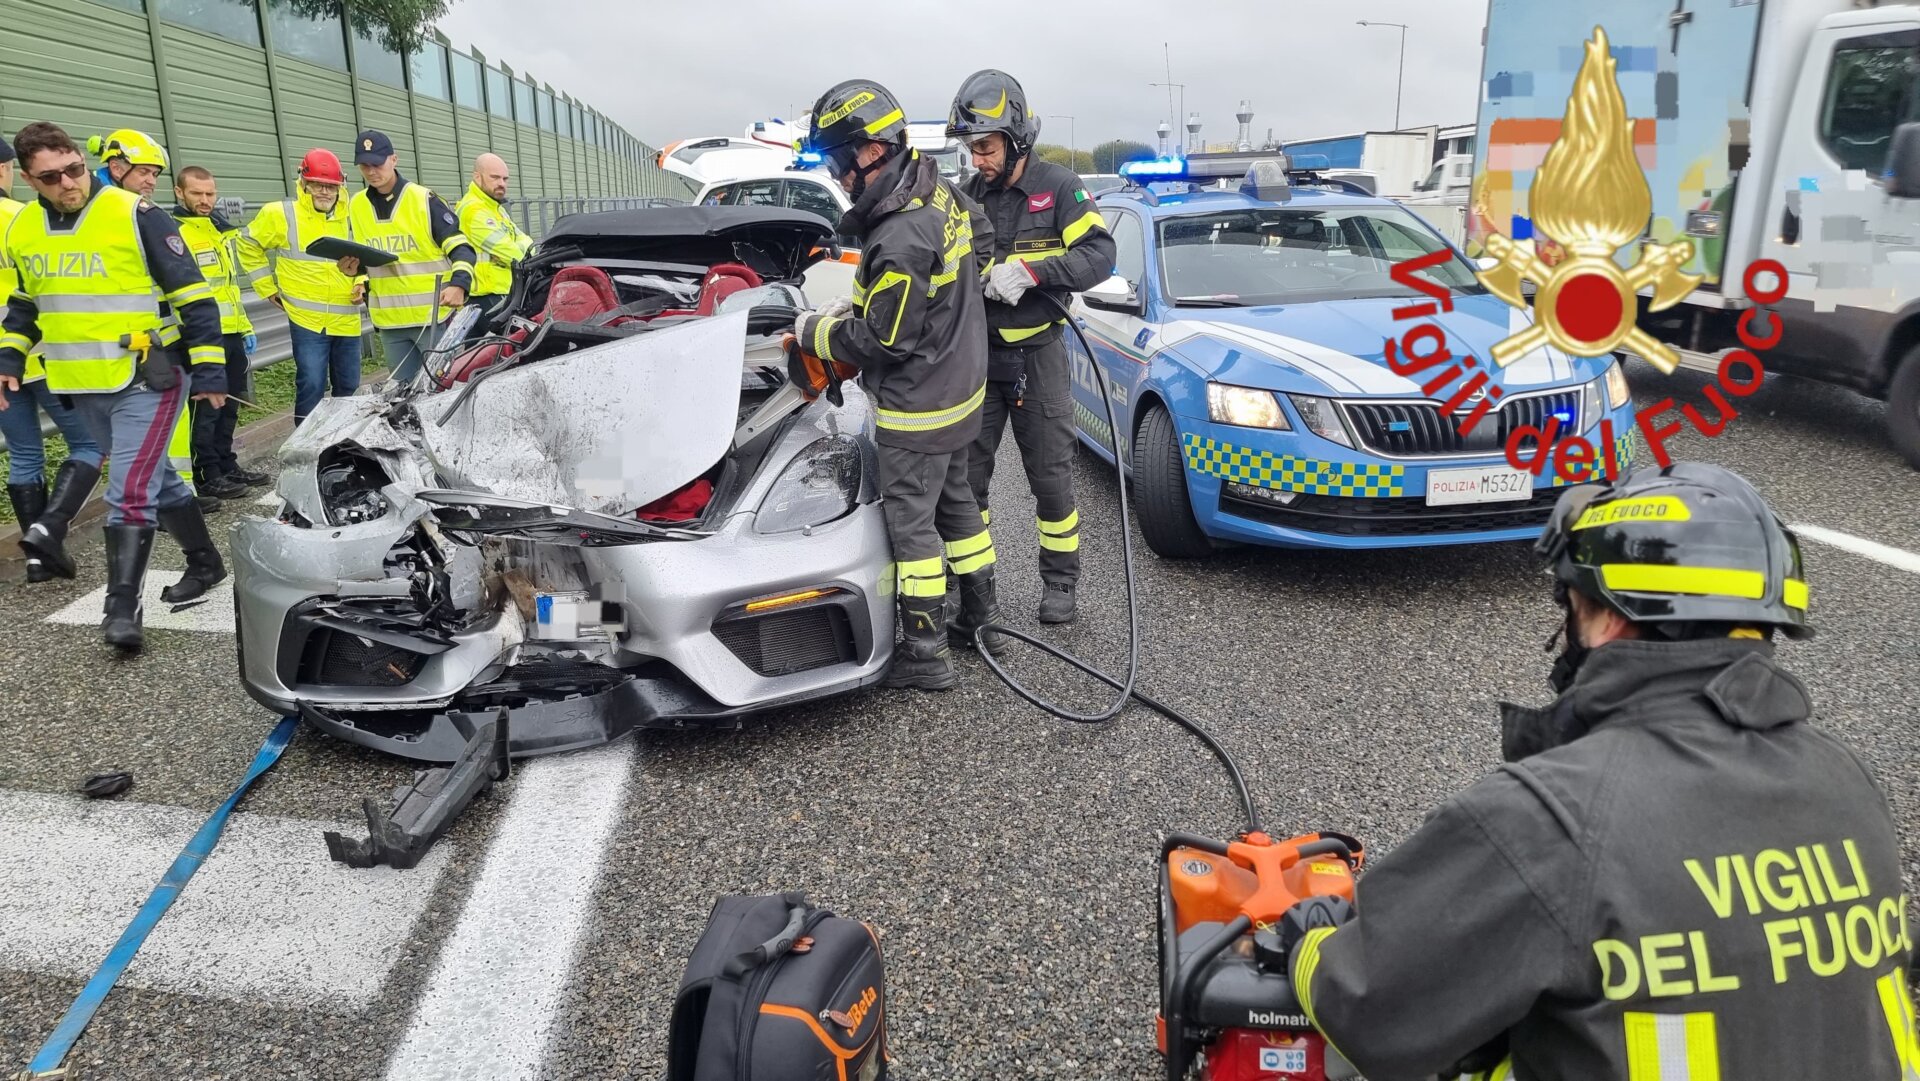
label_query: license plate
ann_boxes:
[1425,465,1535,507]
[534,590,590,640]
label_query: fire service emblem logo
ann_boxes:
[1476,27,1701,372]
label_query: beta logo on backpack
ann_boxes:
[829,985,879,1036]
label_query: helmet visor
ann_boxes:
[1535,482,1611,562]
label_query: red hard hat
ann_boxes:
[298,148,345,185]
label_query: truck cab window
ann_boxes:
[1821,37,1920,172]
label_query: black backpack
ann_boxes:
[667,892,888,1081]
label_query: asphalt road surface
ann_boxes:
[2,358,1917,1080]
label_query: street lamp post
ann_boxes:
[1357,20,1409,131]
[1149,81,1186,151]
[1050,114,1077,171]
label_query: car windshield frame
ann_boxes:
[1153,203,1488,309]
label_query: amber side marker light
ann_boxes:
[744,588,840,613]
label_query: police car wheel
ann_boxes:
[1887,344,1920,470]
[1132,404,1214,559]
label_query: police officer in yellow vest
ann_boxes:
[456,153,530,304]
[344,131,475,384]
[0,131,108,583]
[0,122,229,652]
[89,127,218,516]
[172,164,266,499]
[239,148,366,425]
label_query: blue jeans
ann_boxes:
[379,325,442,385]
[290,324,363,424]
[1,379,106,484]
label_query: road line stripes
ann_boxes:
[1791,523,1920,577]
[0,790,450,1009]
[43,572,236,633]
[384,741,636,1081]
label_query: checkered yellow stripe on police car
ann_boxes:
[1549,430,1639,486]
[1182,433,1405,497]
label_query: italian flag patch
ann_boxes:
[1074,189,1089,202]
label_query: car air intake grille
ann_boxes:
[298,628,428,687]
[1345,390,1581,458]
[713,603,856,677]
[1221,487,1561,537]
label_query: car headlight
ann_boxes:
[1285,394,1353,448]
[756,434,862,534]
[1207,384,1291,430]
[316,444,393,526]
[1605,359,1632,410]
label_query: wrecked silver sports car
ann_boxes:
[233,207,893,764]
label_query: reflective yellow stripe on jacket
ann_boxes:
[456,183,530,298]
[240,195,363,336]
[6,186,167,393]
[349,183,464,329]
[175,213,253,335]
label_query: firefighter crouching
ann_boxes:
[1279,462,1913,1081]
[0,122,229,652]
[949,69,1116,625]
[791,79,1005,692]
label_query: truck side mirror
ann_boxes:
[1884,122,1920,198]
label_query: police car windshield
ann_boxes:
[1158,206,1485,307]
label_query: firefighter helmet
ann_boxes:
[946,70,1041,162]
[1536,462,1811,639]
[88,129,169,170]
[804,80,907,178]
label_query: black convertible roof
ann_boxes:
[539,205,836,280]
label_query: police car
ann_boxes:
[1069,156,1639,556]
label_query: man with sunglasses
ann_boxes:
[1278,462,1910,1081]
[0,122,230,652]
[791,79,1003,691]
[948,70,1115,625]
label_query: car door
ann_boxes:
[1070,205,1152,462]
[782,176,859,303]
[1758,18,1920,383]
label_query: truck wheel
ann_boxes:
[1889,346,1920,470]
[1132,405,1214,559]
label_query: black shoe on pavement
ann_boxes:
[195,495,224,515]
[883,599,957,692]
[948,568,1009,656]
[7,481,50,582]
[102,525,156,652]
[1038,581,1077,624]
[198,472,251,500]
[20,459,101,581]
[157,499,228,604]
[227,466,272,488]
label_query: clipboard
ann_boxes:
[304,236,399,267]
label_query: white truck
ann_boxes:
[1473,0,1920,464]
[1401,153,1474,246]
[1282,130,1435,197]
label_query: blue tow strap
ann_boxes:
[24,715,299,1078]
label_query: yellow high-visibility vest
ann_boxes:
[456,183,530,298]
[174,212,253,335]
[0,195,45,384]
[2,186,177,394]
[349,183,467,329]
[239,193,363,336]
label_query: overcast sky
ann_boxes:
[436,0,1488,152]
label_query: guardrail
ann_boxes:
[0,194,689,452]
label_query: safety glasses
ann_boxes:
[821,143,861,180]
[30,162,86,187]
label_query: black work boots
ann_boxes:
[883,598,957,692]
[18,459,101,581]
[102,525,156,652]
[947,568,1008,655]
[1038,581,1077,624]
[8,481,49,581]
[156,499,227,604]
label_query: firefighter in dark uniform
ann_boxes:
[0,122,229,651]
[1279,462,1913,1081]
[793,80,1004,691]
[948,70,1115,624]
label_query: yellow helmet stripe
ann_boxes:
[1600,563,1766,600]
[1783,578,1809,610]
[862,108,904,136]
[977,90,1009,119]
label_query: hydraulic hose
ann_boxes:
[974,290,1264,838]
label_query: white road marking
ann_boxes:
[1792,523,1920,577]
[0,790,450,1009]
[44,571,235,633]
[384,742,636,1081]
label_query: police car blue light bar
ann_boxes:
[1120,157,1189,179]
[796,151,824,165]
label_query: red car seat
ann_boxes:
[694,262,764,316]
[439,266,623,386]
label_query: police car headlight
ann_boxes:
[1605,360,1632,410]
[1285,394,1354,448]
[756,435,862,534]
[1208,384,1291,430]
